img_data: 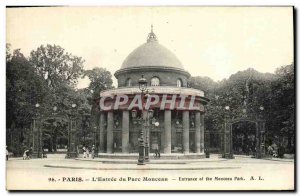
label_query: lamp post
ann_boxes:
[139,74,147,165]
[223,105,234,159]
[144,108,153,162]
[66,103,78,158]
[131,107,154,164]
[258,106,264,119]
[32,103,42,158]
[93,126,97,147]
[131,109,145,165]
[133,75,148,165]
[257,105,265,158]
[52,106,58,153]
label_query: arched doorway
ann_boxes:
[223,118,266,159]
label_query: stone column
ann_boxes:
[200,113,205,153]
[99,112,105,153]
[160,112,165,152]
[182,111,189,154]
[122,110,129,153]
[106,111,114,153]
[195,111,201,153]
[164,110,172,154]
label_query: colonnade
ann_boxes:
[98,110,205,154]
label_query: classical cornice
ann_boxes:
[114,66,191,78]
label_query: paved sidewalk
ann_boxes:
[75,156,228,164]
[233,155,294,162]
[40,154,293,170]
[44,163,241,170]
[261,157,294,162]
[6,154,294,190]
[8,153,294,163]
[43,158,239,170]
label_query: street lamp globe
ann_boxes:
[35,103,40,108]
[71,103,77,108]
[53,106,57,112]
[259,106,264,111]
[154,121,160,127]
[225,106,230,110]
[138,75,147,92]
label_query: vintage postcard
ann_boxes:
[6,6,294,191]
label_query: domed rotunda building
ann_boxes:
[98,26,209,159]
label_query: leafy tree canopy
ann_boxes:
[83,67,114,99]
[29,44,85,89]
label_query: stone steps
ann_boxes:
[96,153,205,160]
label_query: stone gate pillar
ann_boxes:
[256,120,266,159]
[32,117,42,158]
[200,113,205,153]
[67,116,78,158]
[223,121,234,159]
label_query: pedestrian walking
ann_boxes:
[23,149,30,160]
[152,143,160,158]
[83,146,87,158]
[91,145,96,159]
[267,145,273,158]
[86,147,90,158]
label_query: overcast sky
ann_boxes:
[6,7,293,88]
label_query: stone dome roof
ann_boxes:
[120,26,184,70]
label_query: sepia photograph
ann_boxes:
[5,6,294,191]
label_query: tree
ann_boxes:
[189,76,218,97]
[82,67,114,146]
[6,47,49,155]
[267,64,295,152]
[6,43,12,62]
[83,67,114,118]
[29,44,85,89]
[190,66,295,154]
[7,44,88,154]
[7,48,48,128]
[27,45,87,152]
[83,67,114,99]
